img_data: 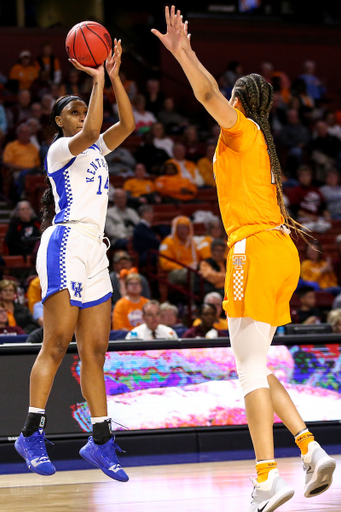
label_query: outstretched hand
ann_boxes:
[106,38,122,80]
[151,5,192,56]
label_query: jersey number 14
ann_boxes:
[97,175,109,195]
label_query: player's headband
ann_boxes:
[55,95,84,116]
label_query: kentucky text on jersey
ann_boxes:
[45,136,111,233]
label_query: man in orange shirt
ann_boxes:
[152,7,335,508]
[2,123,41,198]
[155,161,197,202]
[9,50,38,91]
[123,162,161,206]
[166,142,204,187]
[34,41,62,85]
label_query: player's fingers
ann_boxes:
[165,5,170,26]
[184,20,188,35]
[151,29,163,40]
[170,5,176,25]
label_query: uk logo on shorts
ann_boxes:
[232,255,246,301]
[71,281,83,298]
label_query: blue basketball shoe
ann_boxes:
[79,436,129,482]
[14,429,56,476]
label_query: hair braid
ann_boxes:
[233,73,310,241]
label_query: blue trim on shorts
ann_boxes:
[80,291,112,309]
[42,225,69,304]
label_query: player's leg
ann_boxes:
[265,326,336,499]
[15,290,79,476]
[229,317,294,512]
[76,298,128,482]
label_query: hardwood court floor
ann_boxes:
[0,456,340,512]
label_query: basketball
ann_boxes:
[65,21,112,67]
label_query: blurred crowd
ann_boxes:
[0,43,341,340]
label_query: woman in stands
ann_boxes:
[14,39,135,482]
[152,7,336,512]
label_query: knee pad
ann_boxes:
[228,317,276,397]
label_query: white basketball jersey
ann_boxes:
[45,134,111,233]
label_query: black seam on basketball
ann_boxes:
[85,22,111,57]
[80,24,97,66]
[73,28,77,61]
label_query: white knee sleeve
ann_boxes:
[228,317,276,397]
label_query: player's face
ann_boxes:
[57,100,88,137]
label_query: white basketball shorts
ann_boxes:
[36,224,113,308]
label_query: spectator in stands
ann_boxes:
[6,89,32,131]
[327,308,341,333]
[223,60,243,95]
[196,218,227,260]
[59,67,83,96]
[310,120,341,183]
[0,279,38,333]
[155,161,197,203]
[123,162,160,207]
[29,69,52,103]
[159,216,199,285]
[197,143,216,188]
[105,188,140,250]
[290,77,315,126]
[157,96,189,135]
[319,168,341,220]
[109,250,150,307]
[291,285,323,324]
[9,50,38,91]
[132,205,161,267]
[279,108,311,175]
[125,300,178,340]
[34,41,62,85]
[105,145,136,177]
[26,275,42,314]
[197,238,227,297]
[144,78,165,117]
[112,273,149,331]
[182,303,226,338]
[151,121,174,157]
[0,305,25,335]
[301,240,341,296]
[5,200,40,257]
[299,60,326,103]
[269,91,288,142]
[118,69,138,102]
[26,117,43,150]
[0,100,8,149]
[132,93,157,135]
[324,110,341,141]
[332,234,341,286]
[287,164,331,233]
[134,129,169,176]
[2,122,41,199]
[167,142,204,187]
[159,301,187,336]
[182,124,206,163]
[192,291,228,331]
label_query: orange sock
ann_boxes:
[256,460,277,483]
[295,430,314,455]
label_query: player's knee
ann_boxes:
[42,336,70,364]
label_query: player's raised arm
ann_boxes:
[65,59,105,156]
[102,39,136,151]
[151,5,237,129]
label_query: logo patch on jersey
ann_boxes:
[232,255,246,270]
[71,281,83,298]
[232,255,246,301]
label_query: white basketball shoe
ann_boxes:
[302,441,336,498]
[249,468,295,512]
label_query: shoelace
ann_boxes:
[250,477,258,498]
[28,431,54,460]
[100,439,126,466]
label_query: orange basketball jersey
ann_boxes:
[213,109,284,248]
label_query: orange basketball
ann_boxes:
[65,21,112,67]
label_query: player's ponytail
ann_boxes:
[233,74,309,241]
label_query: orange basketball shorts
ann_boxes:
[223,229,300,326]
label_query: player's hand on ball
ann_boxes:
[69,58,105,80]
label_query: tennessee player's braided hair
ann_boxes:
[232,73,308,240]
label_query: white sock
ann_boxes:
[91,416,110,424]
[29,407,45,414]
